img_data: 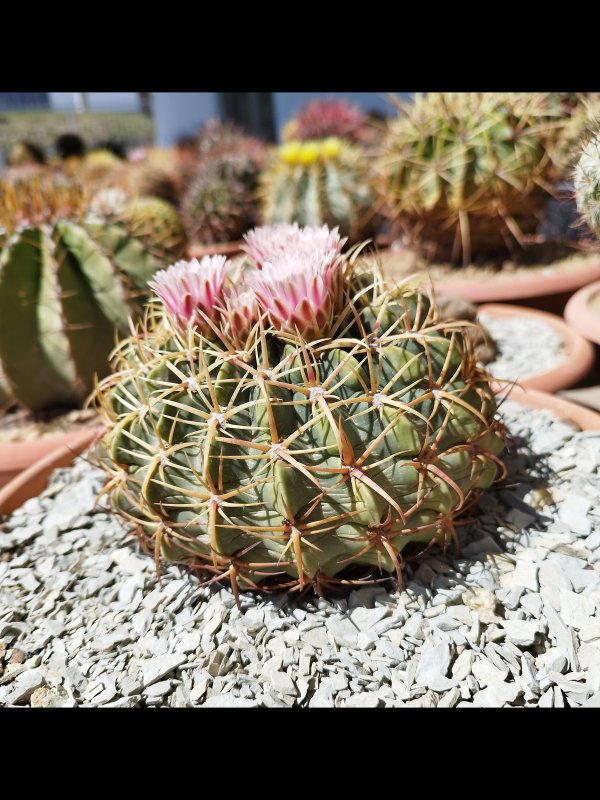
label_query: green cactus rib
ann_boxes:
[117,197,188,266]
[0,204,184,412]
[260,144,374,241]
[94,277,506,596]
[182,155,262,245]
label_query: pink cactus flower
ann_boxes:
[220,283,260,345]
[250,250,343,339]
[148,255,228,333]
[243,223,345,268]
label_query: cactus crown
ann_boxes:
[375,92,560,265]
[283,99,367,143]
[93,224,506,600]
[0,176,88,233]
[278,138,344,166]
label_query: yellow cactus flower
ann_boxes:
[320,137,342,159]
[299,141,321,165]
[279,141,303,165]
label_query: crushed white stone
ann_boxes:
[1,401,599,708]
[478,313,566,381]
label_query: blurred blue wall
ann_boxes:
[153,93,220,147]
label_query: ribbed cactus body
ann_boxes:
[376,93,557,265]
[116,197,188,264]
[95,267,505,591]
[182,152,262,244]
[0,207,184,411]
[260,139,374,240]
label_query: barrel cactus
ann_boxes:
[260,138,374,241]
[78,148,123,189]
[282,99,367,143]
[111,196,187,264]
[92,223,506,599]
[0,179,186,411]
[182,149,266,244]
[375,92,560,265]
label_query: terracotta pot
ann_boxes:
[564,279,600,346]
[0,426,103,490]
[492,383,600,430]
[187,241,244,260]
[0,426,104,516]
[433,258,600,314]
[477,303,595,393]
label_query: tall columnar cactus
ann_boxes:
[260,138,374,241]
[374,93,559,265]
[93,224,506,599]
[0,180,186,411]
[182,150,265,244]
[574,131,600,234]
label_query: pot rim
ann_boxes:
[564,279,600,346]
[0,425,104,516]
[477,303,595,393]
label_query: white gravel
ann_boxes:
[1,400,599,708]
[478,313,567,380]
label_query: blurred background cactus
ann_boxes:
[282,98,368,144]
[181,125,268,244]
[374,92,562,265]
[0,177,186,412]
[548,93,600,177]
[260,137,375,241]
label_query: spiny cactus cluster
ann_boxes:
[120,163,181,206]
[0,178,186,411]
[282,99,367,143]
[550,94,600,175]
[93,223,506,599]
[375,92,560,265]
[196,120,266,160]
[182,150,266,244]
[260,138,374,241]
[77,148,123,188]
[180,122,268,244]
[574,130,600,235]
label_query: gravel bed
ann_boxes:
[1,400,599,708]
[478,313,567,381]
